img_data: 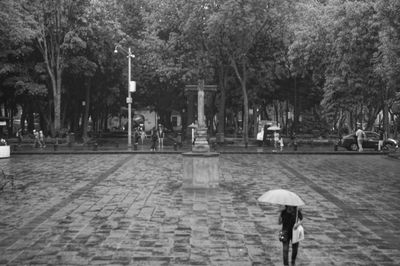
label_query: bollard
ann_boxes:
[54,144,58,151]
[93,143,98,151]
[174,142,177,151]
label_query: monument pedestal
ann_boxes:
[183,79,219,189]
[182,152,219,189]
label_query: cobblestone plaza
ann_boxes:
[0,154,399,265]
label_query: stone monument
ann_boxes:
[183,80,219,189]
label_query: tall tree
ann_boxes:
[207,0,290,144]
[25,0,90,136]
[374,0,400,136]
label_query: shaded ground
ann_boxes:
[0,154,399,265]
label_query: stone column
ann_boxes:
[192,79,210,153]
[198,79,205,128]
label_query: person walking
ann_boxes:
[355,126,366,152]
[279,205,303,266]
[378,129,384,151]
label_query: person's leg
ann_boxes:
[282,241,289,265]
[291,242,299,265]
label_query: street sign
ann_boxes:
[129,81,136,92]
[126,97,132,104]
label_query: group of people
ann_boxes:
[279,205,303,266]
[16,128,46,148]
[135,124,165,151]
[32,129,46,148]
[273,131,285,151]
[355,126,385,152]
[132,124,165,151]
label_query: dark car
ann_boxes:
[338,131,398,151]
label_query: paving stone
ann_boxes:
[0,154,399,265]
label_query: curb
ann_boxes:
[9,150,393,156]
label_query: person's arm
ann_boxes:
[294,211,303,229]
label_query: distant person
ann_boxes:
[0,138,7,146]
[33,130,39,148]
[378,129,384,151]
[279,136,284,151]
[158,124,165,149]
[274,131,279,149]
[279,205,303,266]
[39,130,46,148]
[134,129,140,146]
[290,131,296,147]
[16,128,23,146]
[151,129,158,152]
[140,128,146,146]
[355,126,366,152]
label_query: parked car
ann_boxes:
[338,131,398,151]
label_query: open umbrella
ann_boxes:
[267,125,281,131]
[258,189,305,206]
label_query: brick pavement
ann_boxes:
[0,154,399,265]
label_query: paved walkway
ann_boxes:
[0,154,399,265]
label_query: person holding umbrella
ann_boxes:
[258,189,305,266]
[279,205,303,266]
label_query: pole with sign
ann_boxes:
[127,48,135,148]
[114,45,135,149]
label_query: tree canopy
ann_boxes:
[0,0,399,139]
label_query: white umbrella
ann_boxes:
[258,189,305,206]
[267,125,281,131]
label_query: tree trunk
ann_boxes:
[231,57,248,147]
[293,77,298,133]
[252,103,258,138]
[82,80,91,142]
[217,65,226,143]
[36,0,63,137]
[383,103,389,138]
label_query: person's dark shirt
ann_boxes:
[379,131,384,140]
[280,209,303,239]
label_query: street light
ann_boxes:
[114,44,136,148]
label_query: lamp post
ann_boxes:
[114,45,135,148]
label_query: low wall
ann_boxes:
[0,146,10,158]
